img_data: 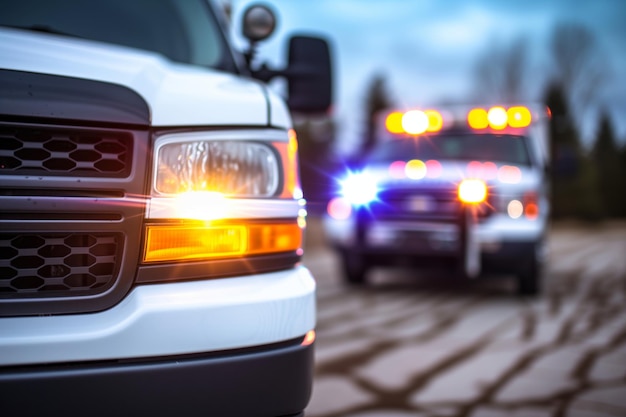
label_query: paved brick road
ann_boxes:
[303,219,626,417]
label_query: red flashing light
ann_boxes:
[467,161,483,177]
[498,165,522,184]
[525,202,539,219]
[482,161,498,179]
[425,160,442,178]
[523,191,539,220]
[389,160,407,179]
[327,197,352,220]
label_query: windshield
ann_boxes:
[0,0,237,72]
[367,134,532,166]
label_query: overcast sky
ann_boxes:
[228,0,626,154]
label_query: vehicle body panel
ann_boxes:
[0,27,288,128]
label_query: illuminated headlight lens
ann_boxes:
[507,199,524,218]
[156,140,279,197]
[506,192,539,220]
[458,179,488,204]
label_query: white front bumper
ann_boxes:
[476,214,546,247]
[325,213,547,249]
[0,266,316,366]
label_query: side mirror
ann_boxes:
[285,35,333,114]
[240,6,334,115]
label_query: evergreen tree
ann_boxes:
[544,83,602,219]
[544,83,581,218]
[543,22,613,220]
[592,114,624,217]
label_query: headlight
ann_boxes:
[458,179,488,204]
[506,192,539,220]
[156,139,279,197]
[327,196,353,220]
[144,130,304,265]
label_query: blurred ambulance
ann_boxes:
[324,105,550,295]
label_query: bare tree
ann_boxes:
[549,22,611,128]
[471,36,531,103]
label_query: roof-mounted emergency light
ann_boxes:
[467,106,532,130]
[385,109,444,135]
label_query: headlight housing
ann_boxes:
[156,139,279,197]
[505,191,539,220]
[143,129,305,266]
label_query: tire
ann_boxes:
[517,242,544,296]
[341,251,368,285]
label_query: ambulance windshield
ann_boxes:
[367,134,532,166]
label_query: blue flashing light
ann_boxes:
[339,171,379,206]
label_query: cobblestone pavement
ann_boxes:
[302,219,626,417]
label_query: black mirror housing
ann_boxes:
[285,35,333,114]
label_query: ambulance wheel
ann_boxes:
[517,242,543,296]
[341,251,368,285]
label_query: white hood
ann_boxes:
[0,27,291,128]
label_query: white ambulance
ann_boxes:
[325,105,550,295]
[0,1,332,416]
